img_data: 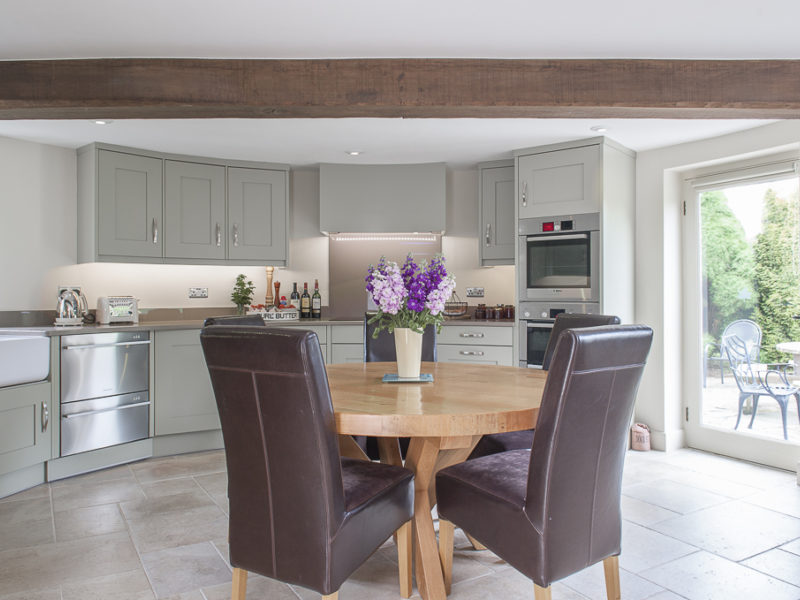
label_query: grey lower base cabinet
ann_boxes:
[0,381,52,479]
[154,330,220,436]
[437,325,514,366]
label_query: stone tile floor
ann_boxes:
[0,448,798,600]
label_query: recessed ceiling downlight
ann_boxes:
[590,125,608,133]
[346,150,363,156]
[93,120,113,125]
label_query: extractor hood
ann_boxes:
[319,163,446,233]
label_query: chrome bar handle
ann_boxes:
[233,223,239,247]
[459,350,485,356]
[459,332,485,338]
[521,181,527,207]
[62,340,151,351]
[216,223,221,247]
[485,223,491,246]
[62,400,151,420]
[152,218,158,244]
[41,402,49,432]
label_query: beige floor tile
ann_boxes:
[140,477,204,500]
[292,551,409,600]
[61,568,155,600]
[0,497,52,523]
[0,588,60,600]
[0,517,54,552]
[212,538,230,567]
[0,531,140,596]
[743,480,800,519]
[622,479,729,514]
[559,561,664,600]
[203,573,298,600]
[211,493,229,515]
[742,548,800,587]
[120,489,216,521]
[54,503,126,541]
[0,484,50,504]
[650,500,800,561]
[450,568,587,600]
[50,463,135,487]
[51,478,145,511]
[159,593,206,600]
[127,504,228,553]
[131,452,225,484]
[781,538,800,556]
[640,550,800,600]
[621,495,680,526]
[617,521,698,574]
[140,541,232,598]
[194,471,227,496]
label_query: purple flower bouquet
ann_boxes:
[365,254,456,336]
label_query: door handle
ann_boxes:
[41,402,49,432]
[459,350,485,356]
[216,223,221,247]
[521,181,527,207]
[233,223,239,247]
[485,223,491,246]
[152,218,158,244]
[459,332,485,338]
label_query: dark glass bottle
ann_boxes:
[290,282,300,308]
[312,279,322,319]
[300,282,311,318]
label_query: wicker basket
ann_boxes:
[443,291,467,317]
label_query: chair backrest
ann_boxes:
[526,325,653,584]
[541,313,621,370]
[364,313,437,362]
[722,333,760,390]
[203,314,266,327]
[721,319,761,361]
[200,326,345,589]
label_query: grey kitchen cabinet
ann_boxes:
[154,330,220,436]
[94,149,164,260]
[330,325,365,364]
[517,143,600,219]
[227,167,288,262]
[165,160,226,260]
[78,143,289,266]
[0,381,52,477]
[479,161,515,265]
[437,325,514,366]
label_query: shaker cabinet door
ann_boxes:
[0,382,52,477]
[227,167,288,263]
[518,145,600,219]
[164,161,226,260]
[480,165,515,265]
[97,150,164,258]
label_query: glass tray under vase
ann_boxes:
[382,373,434,383]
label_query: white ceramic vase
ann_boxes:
[394,327,423,378]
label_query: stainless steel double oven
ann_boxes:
[518,213,601,368]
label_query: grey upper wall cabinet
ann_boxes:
[78,143,290,266]
[227,167,287,262]
[479,161,515,266]
[165,160,226,260]
[319,163,446,233]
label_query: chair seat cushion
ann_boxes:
[468,430,534,459]
[341,457,413,513]
[438,450,530,512]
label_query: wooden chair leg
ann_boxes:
[465,531,487,551]
[322,593,338,600]
[231,567,247,600]
[397,520,413,598]
[534,583,552,600]
[438,519,455,595]
[603,555,621,600]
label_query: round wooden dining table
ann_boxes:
[327,361,546,600]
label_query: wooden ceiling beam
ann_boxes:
[1,58,800,119]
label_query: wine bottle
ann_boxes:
[312,279,322,319]
[290,283,300,308]
[300,282,311,318]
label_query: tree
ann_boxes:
[753,188,800,362]
[701,191,755,343]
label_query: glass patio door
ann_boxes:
[683,159,800,470]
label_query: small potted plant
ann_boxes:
[231,274,256,315]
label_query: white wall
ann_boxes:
[0,136,514,312]
[635,121,800,451]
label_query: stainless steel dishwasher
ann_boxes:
[60,331,150,456]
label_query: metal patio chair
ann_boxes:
[704,319,761,387]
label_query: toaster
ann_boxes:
[97,296,139,324]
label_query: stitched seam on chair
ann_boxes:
[211,366,308,376]
[253,370,277,576]
[589,369,616,565]
[573,363,646,375]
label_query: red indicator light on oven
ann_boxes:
[542,222,555,232]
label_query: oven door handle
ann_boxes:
[62,401,151,419]
[526,322,555,329]
[526,233,589,242]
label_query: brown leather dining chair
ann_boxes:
[469,312,621,459]
[436,324,653,599]
[200,326,415,600]
[202,314,266,327]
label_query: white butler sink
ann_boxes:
[0,331,50,387]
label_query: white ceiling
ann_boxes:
[0,0,791,165]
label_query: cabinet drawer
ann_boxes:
[438,326,512,346]
[331,325,364,344]
[437,345,513,366]
[330,344,364,364]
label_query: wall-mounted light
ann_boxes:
[329,232,440,242]
[590,125,608,133]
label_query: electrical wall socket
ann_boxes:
[466,287,485,298]
[188,287,208,299]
